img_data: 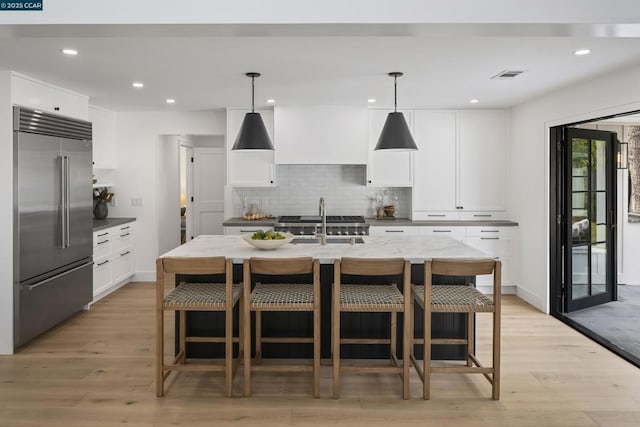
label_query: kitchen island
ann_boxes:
[160,234,492,360]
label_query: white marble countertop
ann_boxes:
[161,235,491,264]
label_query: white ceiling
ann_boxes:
[1,23,640,112]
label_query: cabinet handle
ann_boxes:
[96,260,110,266]
[97,239,110,244]
[368,180,372,184]
[120,251,131,256]
[120,232,131,237]
[474,214,492,218]
[240,230,260,233]
[480,230,499,233]
[432,230,452,233]
[121,226,131,230]
[385,230,404,233]
[427,214,446,217]
[481,237,500,240]
[97,232,108,237]
[270,180,274,184]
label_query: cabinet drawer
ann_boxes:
[458,211,507,221]
[224,226,273,236]
[465,236,512,259]
[465,226,514,238]
[93,232,112,260]
[112,224,134,253]
[368,226,417,236]
[93,258,112,296]
[412,211,459,221]
[112,250,134,284]
[418,226,465,242]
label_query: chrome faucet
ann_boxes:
[318,197,327,245]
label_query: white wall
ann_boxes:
[157,136,181,255]
[0,71,14,354]
[510,62,640,312]
[110,110,225,281]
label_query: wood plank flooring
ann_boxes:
[1,282,639,426]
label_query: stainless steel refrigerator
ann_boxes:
[13,106,93,348]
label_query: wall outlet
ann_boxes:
[131,197,144,207]
[110,196,117,207]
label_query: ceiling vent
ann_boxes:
[491,70,525,80]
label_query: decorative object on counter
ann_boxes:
[242,212,273,220]
[384,205,396,218]
[242,230,294,250]
[93,188,114,219]
[374,72,418,151]
[231,72,274,151]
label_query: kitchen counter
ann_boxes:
[92,217,136,232]
[367,218,518,227]
[161,234,489,263]
[223,217,277,227]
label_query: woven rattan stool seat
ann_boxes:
[250,283,314,311]
[413,284,494,313]
[340,284,404,311]
[163,283,241,310]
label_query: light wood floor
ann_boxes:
[1,283,639,427]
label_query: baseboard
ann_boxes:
[133,271,155,282]
[89,276,132,306]
[516,286,546,313]
[477,284,517,295]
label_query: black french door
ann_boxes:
[553,127,617,312]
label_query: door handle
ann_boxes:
[24,262,93,291]
[59,156,66,248]
[65,156,70,248]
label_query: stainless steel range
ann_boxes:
[274,215,369,236]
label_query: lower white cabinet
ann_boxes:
[418,226,465,242]
[92,221,136,302]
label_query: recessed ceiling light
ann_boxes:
[469,99,479,104]
[132,82,144,88]
[61,48,78,56]
[266,99,275,104]
[367,98,376,103]
[166,98,176,104]
[574,49,591,56]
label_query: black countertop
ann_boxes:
[223,217,518,227]
[93,217,136,232]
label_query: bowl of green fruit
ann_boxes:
[242,229,294,250]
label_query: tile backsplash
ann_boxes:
[230,165,410,218]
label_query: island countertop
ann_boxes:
[161,234,490,264]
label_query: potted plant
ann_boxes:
[93,188,114,219]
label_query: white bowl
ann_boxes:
[242,232,294,250]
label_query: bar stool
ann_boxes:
[155,256,242,397]
[242,257,321,397]
[411,258,501,400]
[332,257,411,400]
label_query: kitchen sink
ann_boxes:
[291,237,365,244]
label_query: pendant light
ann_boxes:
[374,72,418,151]
[231,72,274,150]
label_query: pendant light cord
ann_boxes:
[394,74,397,113]
[251,75,255,113]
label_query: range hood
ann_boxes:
[274,106,368,165]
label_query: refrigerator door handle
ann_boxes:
[24,261,94,291]
[65,156,70,248]
[59,156,66,248]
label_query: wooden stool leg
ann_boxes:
[225,302,233,397]
[492,309,501,400]
[313,303,321,398]
[179,311,187,364]
[243,262,251,397]
[424,308,431,400]
[156,306,164,397]
[255,311,262,364]
[390,311,397,365]
[402,308,410,400]
[332,298,340,399]
[467,312,475,367]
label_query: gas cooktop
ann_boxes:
[277,215,366,224]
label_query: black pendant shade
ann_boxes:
[231,72,274,151]
[374,72,418,151]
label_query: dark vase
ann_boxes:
[94,201,108,219]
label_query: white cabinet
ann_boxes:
[457,110,507,212]
[11,73,89,120]
[367,109,414,187]
[226,108,276,187]
[417,225,465,242]
[92,221,135,302]
[275,106,368,164]
[368,226,417,236]
[463,226,514,286]
[412,109,507,219]
[413,110,457,212]
[224,225,274,236]
[89,106,117,169]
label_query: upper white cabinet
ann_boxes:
[226,108,276,187]
[11,73,89,120]
[413,110,457,210]
[89,106,117,169]
[274,106,368,165]
[413,109,507,219]
[457,110,506,212]
[367,109,413,187]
